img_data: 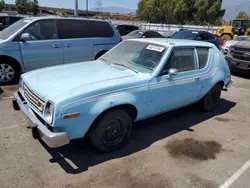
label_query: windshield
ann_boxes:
[171,30,197,39]
[233,20,242,28]
[127,30,143,37]
[0,18,31,40]
[99,41,167,74]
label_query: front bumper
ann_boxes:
[225,56,250,73]
[12,91,69,148]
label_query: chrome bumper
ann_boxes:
[13,91,69,148]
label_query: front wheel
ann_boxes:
[89,109,132,152]
[200,84,221,112]
[0,61,20,85]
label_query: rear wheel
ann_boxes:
[200,84,221,112]
[0,60,20,85]
[89,109,132,152]
[95,51,107,60]
[221,34,232,43]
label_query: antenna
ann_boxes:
[95,0,102,12]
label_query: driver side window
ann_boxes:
[22,20,59,41]
[162,48,196,74]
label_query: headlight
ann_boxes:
[44,101,54,124]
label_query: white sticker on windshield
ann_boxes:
[146,45,165,52]
[192,31,199,34]
[23,19,32,23]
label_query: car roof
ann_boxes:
[125,38,215,47]
[23,16,111,23]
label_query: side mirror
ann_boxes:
[20,33,30,42]
[168,68,179,76]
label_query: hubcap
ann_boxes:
[0,64,15,82]
[102,119,126,146]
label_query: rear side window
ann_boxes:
[58,19,114,39]
[58,19,89,39]
[88,21,114,37]
[196,47,209,69]
[206,33,215,40]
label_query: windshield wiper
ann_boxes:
[112,63,138,73]
[99,57,111,65]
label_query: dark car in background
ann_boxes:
[115,24,139,36]
[122,30,164,40]
[0,15,24,31]
[171,30,221,49]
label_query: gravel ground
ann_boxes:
[0,75,250,188]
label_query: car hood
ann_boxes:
[224,40,238,47]
[233,40,250,48]
[22,60,142,101]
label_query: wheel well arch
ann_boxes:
[217,80,224,88]
[94,50,108,60]
[88,104,138,132]
[0,55,22,74]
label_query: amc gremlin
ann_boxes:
[13,39,232,152]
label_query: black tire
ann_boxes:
[0,60,20,86]
[200,84,221,112]
[94,51,107,60]
[89,109,132,152]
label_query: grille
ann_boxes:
[231,47,250,61]
[233,47,249,52]
[23,84,45,113]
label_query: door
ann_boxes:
[147,47,201,115]
[19,19,63,71]
[58,19,94,64]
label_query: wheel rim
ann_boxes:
[0,63,15,82]
[102,118,126,146]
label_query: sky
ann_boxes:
[5,0,140,9]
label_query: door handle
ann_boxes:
[195,78,200,82]
[65,43,71,48]
[52,44,60,48]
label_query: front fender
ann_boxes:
[55,89,148,140]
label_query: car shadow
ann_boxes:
[41,99,236,174]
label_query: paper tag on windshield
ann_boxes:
[146,45,165,52]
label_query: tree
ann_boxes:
[15,0,28,14]
[136,0,225,25]
[235,11,249,20]
[29,0,39,16]
[0,0,5,12]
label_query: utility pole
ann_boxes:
[74,0,78,16]
[86,0,89,18]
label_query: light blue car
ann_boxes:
[0,16,121,85]
[13,39,232,152]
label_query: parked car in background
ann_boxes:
[115,24,139,36]
[122,30,164,40]
[13,39,232,152]
[0,15,24,31]
[214,34,225,46]
[221,36,247,55]
[171,30,221,49]
[226,36,250,74]
[0,16,121,85]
